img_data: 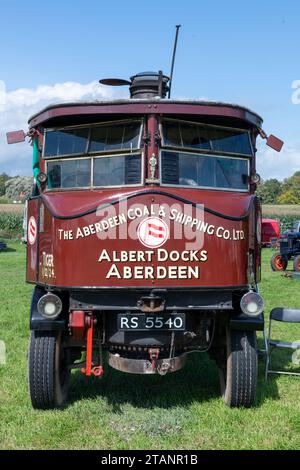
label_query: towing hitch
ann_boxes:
[69,311,103,377]
[81,316,104,377]
[149,348,160,370]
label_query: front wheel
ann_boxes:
[270,253,287,271]
[28,331,70,409]
[219,329,257,407]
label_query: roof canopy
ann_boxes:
[28,99,263,129]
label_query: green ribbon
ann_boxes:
[32,136,40,187]
[32,136,51,189]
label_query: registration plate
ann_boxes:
[117,313,185,331]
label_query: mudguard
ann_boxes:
[230,311,264,331]
[30,286,66,331]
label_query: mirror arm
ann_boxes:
[258,128,268,140]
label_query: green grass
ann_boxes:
[0,242,300,450]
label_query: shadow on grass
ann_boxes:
[68,346,280,411]
[68,353,221,411]
[256,336,284,405]
[0,247,17,253]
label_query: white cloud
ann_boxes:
[0,81,5,112]
[0,80,124,176]
[256,140,300,181]
[0,81,299,180]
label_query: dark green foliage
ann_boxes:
[257,172,300,205]
[256,178,283,204]
[0,212,23,233]
[0,173,11,197]
[5,176,33,201]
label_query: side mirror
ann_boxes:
[6,130,26,144]
[266,134,284,152]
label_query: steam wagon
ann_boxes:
[7,71,283,408]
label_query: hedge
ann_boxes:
[0,212,23,233]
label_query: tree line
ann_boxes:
[0,173,33,202]
[256,171,300,205]
[0,171,300,204]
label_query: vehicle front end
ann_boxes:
[7,71,283,408]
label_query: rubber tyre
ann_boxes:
[293,255,300,272]
[270,253,287,271]
[28,331,70,409]
[220,329,257,408]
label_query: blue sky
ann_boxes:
[0,0,299,179]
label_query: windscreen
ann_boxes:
[44,120,143,189]
[161,151,249,191]
[47,159,91,188]
[93,154,142,186]
[162,119,253,156]
[47,154,142,189]
[43,120,142,158]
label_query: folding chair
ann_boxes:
[265,308,300,380]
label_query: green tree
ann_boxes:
[0,173,11,197]
[5,176,33,201]
[277,190,300,204]
[280,172,300,202]
[256,178,282,204]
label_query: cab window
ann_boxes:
[44,120,143,189]
[43,120,142,158]
[93,154,142,187]
[47,159,91,189]
[162,119,253,156]
[44,128,89,157]
[161,150,249,191]
[89,122,141,153]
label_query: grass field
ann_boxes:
[0,204,24,213]
[0,243,300,450]
[262,205,300,217]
